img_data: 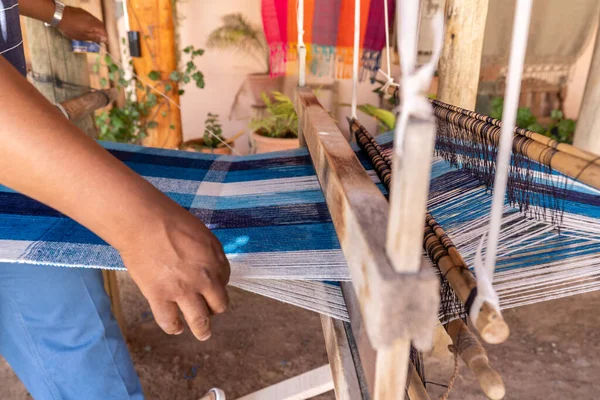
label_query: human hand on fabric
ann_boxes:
[58,6,108,43]
[119,205,231,341]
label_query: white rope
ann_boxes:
[350,0,361,119]
[393,1,443,156]
[297,0,307,87]
[470,0,533,324]
[100,48,241,155]
[378,0,398,93]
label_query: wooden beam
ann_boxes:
[127,0,183,149]
[101,0,126,107]
[321,315,364,400]
[297,87,438,348]
[574,15,600,153]
[437,0,490,110]
[102,270,126,335]
[23,0,98,138]
[236,365,334,400]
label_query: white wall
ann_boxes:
[176,0,390,155]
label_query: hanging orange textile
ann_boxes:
[335,0,371,79]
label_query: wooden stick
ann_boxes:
[434,106,600,191]
[407,363,430,400]
[425,215,510,345]
[101,0,126,107]
[432,99,600,166]
[58,89,117,122]
[446,319,505,400]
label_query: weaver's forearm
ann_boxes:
[17,0,55,24]
[0,58,176,251]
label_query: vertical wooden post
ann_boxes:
[437,0,490,110]
[23,0,98,138]
[374,118,437,400]
[101,0,126,107]
[127,0,183,149]
[573,16,600,153]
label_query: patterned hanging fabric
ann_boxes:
[261,0,288,77]
[334,0,371,79]
[310,0,341,76]
[362,0,395,81]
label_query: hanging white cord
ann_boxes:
[393,1,443,156]
[470,0,533,324]
[297,0,307,87]
[100,48,241,156]
[378,0,398,92]
[350,0,361,119]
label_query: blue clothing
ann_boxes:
[0,0,26,75]
[0,263,144,399]
[1,3,143,398]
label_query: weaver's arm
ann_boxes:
[0,57,229,341]
[19,0,107,43]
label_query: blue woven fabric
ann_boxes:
[1,132,599,314]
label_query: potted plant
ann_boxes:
[207,13,284,105]
[249,92,299,153]
[181,113,238,154]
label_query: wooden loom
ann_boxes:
[53,1,600,398]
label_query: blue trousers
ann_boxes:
[0,262,144,399]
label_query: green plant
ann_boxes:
[490,96,576,144]
[206,13,270,74]
[249,92,298,138]
[202,113,224,148]
[357,104,396,131]
[94,45,205,144]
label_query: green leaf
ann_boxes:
[169,71,181,81]
[186,61,196,71]
[148,71,161,81]
[551,109,564,121]
[356,105,396,130]
[147,121,159,128]
[100,77,108,87]
[526,122,545,134]
[516,107,537,129]
[169,124,176,130]
[178,89,185,95]
[92,63,100,74]
[183,75,191,84]
[165,84,172,92]
[183,46,192,53]
[161,111,167,117]
[193,49,204,56]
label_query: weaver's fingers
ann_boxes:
[178,294,212,341]
[196,268,229,314]
[149,300,184,335]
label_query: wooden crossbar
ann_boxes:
[297,87,439,399]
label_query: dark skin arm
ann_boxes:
[2,5,230,340]
[19,0,108,43]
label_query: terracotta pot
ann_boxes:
[181,138,233,155]
[247,74,285,105]
[250,131,299,154]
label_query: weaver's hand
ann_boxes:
[58,6,108,43]
[120,205,230,340]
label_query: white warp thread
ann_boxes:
[350,0,361,119]
[297,0,307,87]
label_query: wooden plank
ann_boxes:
[102,270,126,335]
[437,0,490,110]
[236,365,334,400]
[127,0,182,149]
[23,0,98,138]
[101,0,126,107]
[321,315,364,400]
[574,13,600,153]
[296,87,439,351]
